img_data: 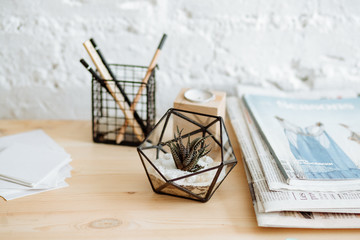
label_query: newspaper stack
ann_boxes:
[0,130,72,200]
[227,86,360,228]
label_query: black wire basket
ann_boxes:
[92,64,156,146]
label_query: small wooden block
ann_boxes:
[173,88,226,140]
[173,88,226,119]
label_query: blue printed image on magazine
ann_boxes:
[243,95,360,181]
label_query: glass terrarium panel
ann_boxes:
[143,111,170,146]
[141,156,167,190]
[171,167,219,198]
[221,123,236,164]
[139,146,168,165]
[208,163,237,197]
[222,142,236,164]
[205,136,222,165]
[172,180,210,199]
[160,183,201,201]
[205,118,221,141]
[171,113,202,140]
[172,110,218,136]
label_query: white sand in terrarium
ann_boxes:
[151,153,225,187]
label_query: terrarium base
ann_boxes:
[149,174,209,200]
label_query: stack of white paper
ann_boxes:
[0,130,72,200]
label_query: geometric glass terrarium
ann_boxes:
[137,108,237,202]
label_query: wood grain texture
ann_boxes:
[0,120,359,239]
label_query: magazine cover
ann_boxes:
[243,94,360,183]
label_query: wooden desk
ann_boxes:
[0,120,358,239]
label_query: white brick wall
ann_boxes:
[1,0,360,119]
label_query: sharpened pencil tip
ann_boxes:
[157,34,167,50]
[89,38,96,46]
[80,58,89,68]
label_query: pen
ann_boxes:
[79,58,111,95]
[83,40,145,142]
[89,38,146,134]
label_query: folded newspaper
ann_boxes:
[243,94,360,188]
[227,86,360,228]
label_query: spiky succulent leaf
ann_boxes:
[184,151,206,172]
[183,151,200,171]
[189,164,204,172]
[167,142,183,169]
[197,144,210,158]
[177,129,185,158]
[186,135,190,159]
[191,138,204,151]
[166,127,212,173]
[200,148,211,159]
[183,149,196,168]
[190,137,202,149]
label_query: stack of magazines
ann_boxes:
[227,86,360,228]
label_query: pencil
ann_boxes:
[132,33,167,110]
[83,40,144,142]
[89,38,146,134]
[116,33,167,144]
[79,58,111,95]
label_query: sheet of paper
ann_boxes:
[0,164,72,190]
[1,181,69,201]
[0,129,67,153]
[0,129,72,200]
[0,143,71,187]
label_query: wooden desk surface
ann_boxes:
[0,120,359,239]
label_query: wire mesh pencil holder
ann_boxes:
[92,64,156,146]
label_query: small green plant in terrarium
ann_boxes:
[162,127,212,172]
[137,108,237,202]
